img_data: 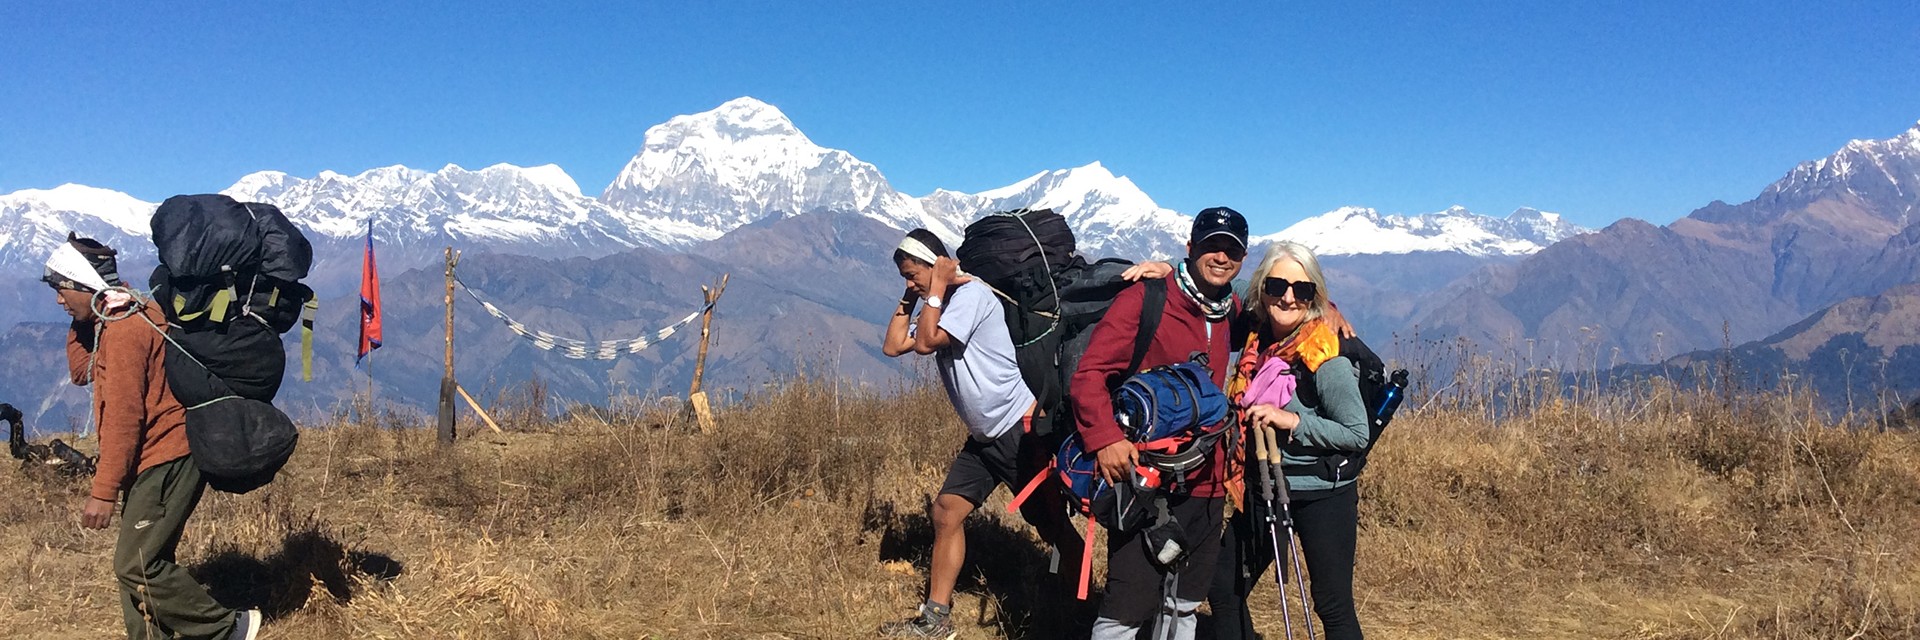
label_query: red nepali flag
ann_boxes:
[357,221,383,365]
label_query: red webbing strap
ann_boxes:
[1006,462,1052,512]
[1078,515,1099,600]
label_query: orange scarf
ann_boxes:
[1223,306,1346,511]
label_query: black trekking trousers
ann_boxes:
[1207,481,1362,640]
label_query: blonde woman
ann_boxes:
[1209,241,1368,640]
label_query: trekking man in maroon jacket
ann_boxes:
[1069,207,1248,640]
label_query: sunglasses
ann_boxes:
[1261,277,1318,302]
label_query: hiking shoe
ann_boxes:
[228,609,261,640]
[878,608,955,639]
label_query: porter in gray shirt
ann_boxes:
[924,279,1034,440]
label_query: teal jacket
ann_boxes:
[1275,356,1371,492]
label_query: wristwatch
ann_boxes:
[925,295,944,310]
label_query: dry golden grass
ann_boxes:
[2,371,1917,639]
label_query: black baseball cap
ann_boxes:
[1191,206,1248,248]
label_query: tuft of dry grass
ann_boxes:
[1,368,1917,638]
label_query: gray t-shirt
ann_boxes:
[925,280,1034,440]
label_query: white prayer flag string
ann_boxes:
[455,275,712,360]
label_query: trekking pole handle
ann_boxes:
[1249,421,1276,503]
[1249,420,1270,466]
[1261,424,1293,507]
[1261,422,1285,466]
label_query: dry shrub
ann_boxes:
[1,364,1917,638]
[1354,373,1920,638]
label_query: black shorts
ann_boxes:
[937,424,1049,507]
[1097,494,1226,623]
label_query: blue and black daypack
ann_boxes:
[1283,334,1410,483]
[1006,278,1238,599]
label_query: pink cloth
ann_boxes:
[1242,356,1295,409]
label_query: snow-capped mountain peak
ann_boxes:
[970,162,1159,219]
[226,171,297,201]
[919,161,1191,260]
[220,162,682,250]
[0,184,158,273]
[505,163,584,197]
[599,96,949,239]
[1256,205,1590,257]
[0,184,154,237]
[1760,121,1920,213]
[669,96,805,143]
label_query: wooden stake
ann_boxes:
[689,273,729,396]
[688,273,728,433]
[688,392,714,434]
[438,247,459,445]
[456,384,505,434]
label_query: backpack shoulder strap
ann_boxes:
[1338,334,1386,384]
[1128,279,1167,375]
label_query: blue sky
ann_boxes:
[3,2,1917,231]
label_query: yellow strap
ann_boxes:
[208,287,234,324]
[172,294,206,322]
[300,298,318,382]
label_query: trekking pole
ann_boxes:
[1250,423,1298,640]
[1263,424,1318,640]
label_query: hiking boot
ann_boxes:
[878,606,956,639]
[228,609,261,640]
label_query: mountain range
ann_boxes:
[4,97,1915,429]
[0,97,1576,330]
[1414,121,1920,365]
[1598,281,1920,417]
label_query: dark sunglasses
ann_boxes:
[1261,277,1318,302]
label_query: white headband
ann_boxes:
[897,236,942,266]
[44,243,111,292]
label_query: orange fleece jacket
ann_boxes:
[66,305,190,502]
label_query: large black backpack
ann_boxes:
[955,207,1076,291]
[149,194,315,494]
[1283,335,1410,482]
[957,208,1144,438]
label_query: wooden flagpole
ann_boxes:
[438,247,459,445]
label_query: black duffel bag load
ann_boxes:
[956,208,1143,437]
[150,194,316,494]
[955,207,1076,289]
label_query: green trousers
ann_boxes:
[114,455,236,640]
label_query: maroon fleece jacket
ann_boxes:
[1068,282,1235,498]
